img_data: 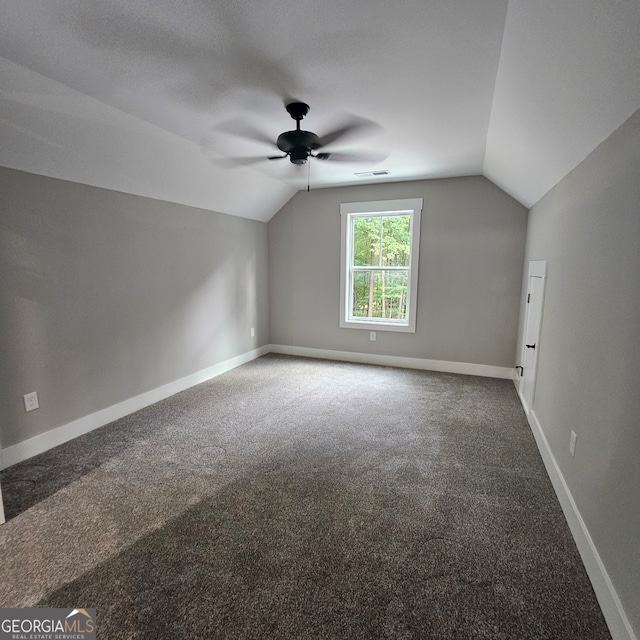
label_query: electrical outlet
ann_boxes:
[569,431,577,457]
[250,327,255,337]
[369,331,376,341]
[23,391,39,412]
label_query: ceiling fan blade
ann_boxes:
[209,155,274,168]
[316,115,382,149]
[316,150,389,163]
[214,117,277,148]
[268,155,288,160]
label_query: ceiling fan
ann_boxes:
[213,102,386,167]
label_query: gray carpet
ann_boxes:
[0,354,611,639]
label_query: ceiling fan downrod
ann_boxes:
[276,102,321,164]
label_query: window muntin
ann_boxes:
[340,198,422,333]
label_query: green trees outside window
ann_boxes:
[350,215,411,321]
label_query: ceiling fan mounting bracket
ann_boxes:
[285,102,310,121]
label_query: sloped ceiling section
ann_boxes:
[0,57,295,221]
[485,0,640,208]
[0,0,639,221]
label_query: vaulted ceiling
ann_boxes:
[1,0,639,222]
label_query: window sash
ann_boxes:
[348,267,411,323]
[347,225,412,324]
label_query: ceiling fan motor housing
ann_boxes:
[276,130,321,164]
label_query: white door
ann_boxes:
[520,261,546,415]
[0,481,5,524]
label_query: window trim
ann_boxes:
[340,198,423,333]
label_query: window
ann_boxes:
[340,198,422,332]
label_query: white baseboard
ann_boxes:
[0,343,509,471]
[268,344,514,379]
[2,346,634,640]
[0,345,269,470]
[522,405,636,640]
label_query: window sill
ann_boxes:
[340,319,416,333]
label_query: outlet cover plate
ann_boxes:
[24,391,39,412]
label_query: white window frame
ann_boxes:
[340,198,422,333]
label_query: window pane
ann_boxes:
[382,215,411,266]
[352,215,411,267]
[351,270,409,321]
[353,217,381,267]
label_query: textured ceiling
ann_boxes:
[0,0,639,221]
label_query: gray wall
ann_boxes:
[517,108,640,633]
[0,167,270,448]
[268,176,528,367]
